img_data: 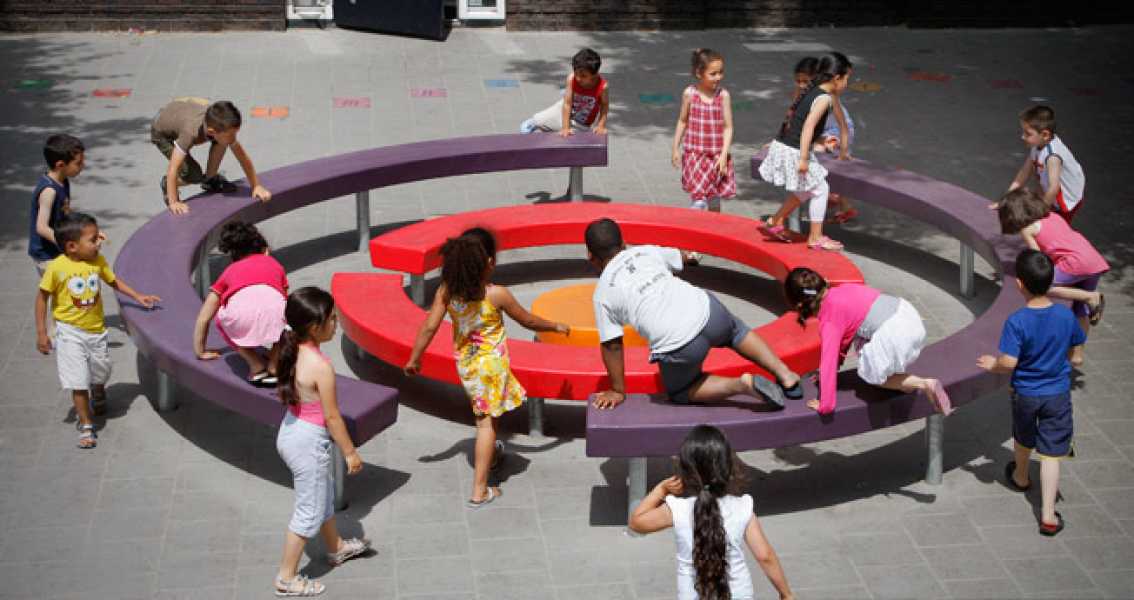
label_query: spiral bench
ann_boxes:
[113,133,609,508]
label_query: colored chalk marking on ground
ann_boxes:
[732,99,754,111]
[484,79,519,88]
[333,97,371,108]
[1069,87,1101,97]
[411,88,447,98]
[251,106,290,119]
[990,79,1024,89]
[639,93,675,105]
[14,79,52,90]
[849,82,882,93]
[909,71,951,83]
[93,88,131,98]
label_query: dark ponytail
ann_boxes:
[784,267,828,327]
[277,287,335,407]
[778,51,853,139]
[691,48,723,78]
[677,425,748,600]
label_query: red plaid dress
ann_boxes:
[681,85,736,201]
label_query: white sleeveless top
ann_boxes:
[1030,135,1085,212]
[665,493,755,600]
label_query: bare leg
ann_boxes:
[733,331,800,389]
[318,517,343,555]
[1071,315,1088,367]
[768,194,801,226]
[686,373,756,403]
[807,221,826,246]
[879,373,951,415]
[267,343,282,376]
[204,142,227,179]
[276,530,308,581]
[471,414,500,502]
[1013,441,1032,488]
[1039,457,1061,525]
[72,389,93,427]
[234,346,267,375]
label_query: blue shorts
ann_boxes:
[1012,391,1073,458]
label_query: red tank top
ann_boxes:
[570,75,606,127]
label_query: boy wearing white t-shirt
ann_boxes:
[584,218,802,409]
[1008,105,1086,223]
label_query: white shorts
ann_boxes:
[277,412,334,538]
[55,322,111,391]
[856,299,926,385]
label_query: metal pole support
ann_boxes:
[568,167,583,201]
[627,457,647,518]
[333,445,347,510]
[528,397,545,437]
[925,413,944,485]
[156,370,177,412]
[959,243,975,298]
[356,190,370,252]
[410,274,425,307]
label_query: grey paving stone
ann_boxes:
[944,577,1023,599]
[1060,537,1134,571]
[554,582,636,600]
[396,556,475,595]
[919,544,1008,582]
[1003,556,1095,595]
[856,563,948,599]
[839,531,925,567]
[903,512,983,547]
[392,521,471,560]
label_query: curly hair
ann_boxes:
[217,220,269,262]
[277,287,335,407]
[784,267,829,327]
[997,188,1050,235]
[676,425,748,600]
[441,235,489,302]
[461,226,498,259]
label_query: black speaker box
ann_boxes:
[333,0,448,41]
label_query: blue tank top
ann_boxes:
[28,174,70,261]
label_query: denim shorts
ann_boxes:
[1012,390,1073,458]
[650,293,749,404]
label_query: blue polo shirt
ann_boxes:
[999,304,1086,396]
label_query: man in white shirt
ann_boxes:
[585,218,802,409]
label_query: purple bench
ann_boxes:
[587,155,1020,514]
[114,133,608,507]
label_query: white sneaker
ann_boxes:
[690,200,708,210]
[520,118,537,134]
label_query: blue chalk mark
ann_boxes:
[485,79,519,88]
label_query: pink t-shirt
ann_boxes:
[816,283,880,415]
[210,253,288,306]
[1033,213,1109,277]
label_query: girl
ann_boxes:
[672,48,735,212]
[629,425,794,600]
[998,189,1107,365]
[793,57,857,224]
[404,229,569,507]
[193,220,287,386]
[784,268,952,417]
[759,52,853,251]
[274,287,370,597]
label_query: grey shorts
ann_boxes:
[276,412,335,538]
[650,293,749,404]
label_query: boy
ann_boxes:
[520,48,609,137]
[978,249,1084,536]
[28,134,84,275]
[35,213,160,448]
[1007,105,1085,222]
[151,98,272,215]
[584,218,801,410]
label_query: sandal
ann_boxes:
[77,423,97,449]
[760,223,792,243]
[466,487,500,509]
[807,236,844,251]
[490,440,505,471]
[745,374,786,409]
[248,370,278,388]
[829,207,859,224]
[1004,461,1030,492]
[274,575,325,597]
[1039,512,1064,537]
[1089,293,1105,326]
[326,537,371,566]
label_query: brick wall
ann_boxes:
[0,0,286,32]
[505,1,1134,30]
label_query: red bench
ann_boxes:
[334,203,863,400]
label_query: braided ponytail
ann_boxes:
[784,267,829,327]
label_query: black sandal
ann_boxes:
[1039,512,1064,536]
[1004,461,1030,492]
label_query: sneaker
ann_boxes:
[690,200,708,211]
[519,118,537,134]
[201,174,237,194]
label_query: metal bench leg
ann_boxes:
[333,445,347,510]
[156,370,177,412]
[568,166,583,201]
[925,413,944,485]
[356,190,370,252]
[528,397,545,437]
[410,274,425,307]
[627,457,647,518]
[959,243,975,298]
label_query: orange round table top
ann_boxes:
[531,283,648,347]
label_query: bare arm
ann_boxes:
[1020,223,1041,251]
[488,285,566,333]
[593,337,626,409]
[192,292,223,358]
[35,289,51,354]
[717,90,734,174]
[34,188,58,243]
[405,284,449,374]
[671,89,693,168]
[165,148,190,214]
[744,516,794,600]
[830,96,850,159]
[1041,155,1064,210]
[560,73,575,137]
[628,476,682,534]
[1008,155,1033,191]
[315,359,362,474]
[108,279,160,309]
[977,353,1018,374]
[230,141,271,202]
[593,85,610,135]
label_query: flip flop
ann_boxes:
[760,223,792,243]
[466,487,499,509]
[925,379,953,416]
[1039,511,1064,537]
[1089,293,1105,326]
[747,374,786,409]
[1004,461,1031,492]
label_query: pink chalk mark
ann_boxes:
[333,97,371,108]
[411,88,448,98]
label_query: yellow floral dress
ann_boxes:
[447,289,526,417]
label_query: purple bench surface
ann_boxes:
[586,154,1020,457]
[114,133,606,445]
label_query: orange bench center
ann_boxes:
[531,283,648,347]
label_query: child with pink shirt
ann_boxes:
[783,268,951,416]
[192,221,288,386]
[998,189,1108,365]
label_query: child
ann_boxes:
[405,229,569,507]
[35,213,160,447]
[520,48,609,137]
[978,250,1085,536]
[997,189,1107,366]
[1006,105,1085,222]
[783,267,952,416]
[192,221,288,386]
[274,286,370,596]
[28,134,84,275]
[793,57,857,223]
[628,425,794,600]
[759,52,853,251]
[150,97,272,215]
[672,48,735,212]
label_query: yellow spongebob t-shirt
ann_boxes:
[39,254,116,333]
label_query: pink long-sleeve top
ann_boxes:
[816,283,880,414]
